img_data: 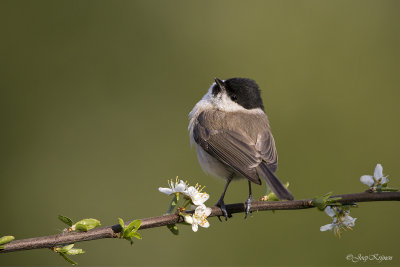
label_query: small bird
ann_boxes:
[188,77,294,219]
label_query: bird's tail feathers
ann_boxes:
[256,163,294,200]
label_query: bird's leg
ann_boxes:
[216,176,232,221]
[245,181,254,219]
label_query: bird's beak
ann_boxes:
[215,78,225,89]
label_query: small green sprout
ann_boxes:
[118,218,142,245]
[58,215,73,227]
[260,182,290,201]
[53,244,85,265]
[58,215,101,232]
[312,192,342,211]
[71,219,101,232]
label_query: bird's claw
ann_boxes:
[216,199,229,221]
[244,195,254,219]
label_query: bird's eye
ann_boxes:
[212,84,221,96]
[230,95,237,101]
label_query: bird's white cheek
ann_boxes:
[213,93,244,112]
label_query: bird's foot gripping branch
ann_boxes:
[1,164,399,265]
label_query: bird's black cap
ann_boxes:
[213,77,264,110]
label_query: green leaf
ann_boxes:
[58,215,74,227]
[312,192,342,211]
[125,231,134,238]
[125,232,142,246]
[118,218,142,244]
[166,224,179,235]
[73,218,101,232]
[166,194,178,214]
[131,231,142,240]
[54,244,84,265]
[264,182,289,201]
[0,236,15,245]
[60,252,78,265]
[266,192,279,201]
[126,231,142,239]
[326,197,342,203]
[118,218,125,231]
[55,244,75,253]
[326,197,342,208]
[122,220,141,239]
[65,248,85,255]
[125,220,141,234]
[312,197,325,210]
[279,181,289,190]
[0,246,4,250]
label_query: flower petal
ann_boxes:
[184,215,193,225]
[324,206,336,217]
[174,182,187,193]
[320,223,334,232]
[158,187,173,195]
[192,223,198,232]
[200,220,210,228]
[192,192,209,205]
[360,175,374,187]
[343,215,356,228]
[187,186,197,196]
[374,164,383,179]
[195,204,207,214]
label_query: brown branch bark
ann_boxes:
[1,191,399,253]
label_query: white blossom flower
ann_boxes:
[324,206,336,217]
[342,214,356,228]
[184,204,212,232]
[158,178,188,195]
[186,185,209,205]
[320,223,335,232]
[320,206,357,237]
[360,164,388,188]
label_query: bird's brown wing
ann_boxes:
[193,110,278,185]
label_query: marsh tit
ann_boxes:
[189,77,294,219]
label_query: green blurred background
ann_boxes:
[1,0,399,266]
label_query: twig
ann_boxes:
[1,191,399,253]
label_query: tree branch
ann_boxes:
[1,191,399,253]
